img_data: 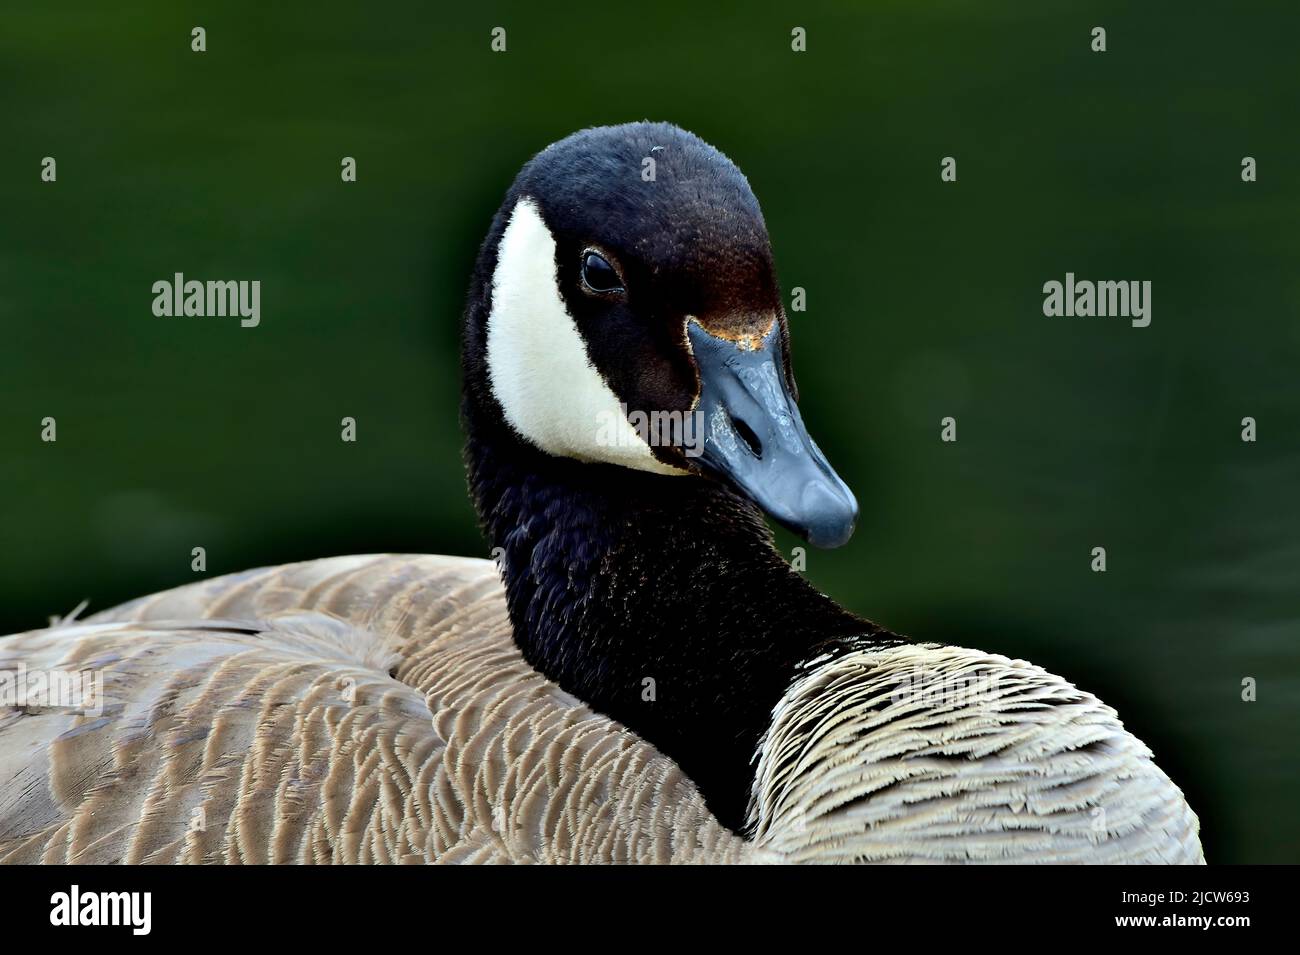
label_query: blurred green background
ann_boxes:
[2,1,1297,862]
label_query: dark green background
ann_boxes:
[2,2,1296,862]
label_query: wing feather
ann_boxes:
[0,555,749,864]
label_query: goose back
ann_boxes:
[0,555,751,864]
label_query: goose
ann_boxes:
[0,122,1202,864]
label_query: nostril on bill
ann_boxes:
[730,416,763,459]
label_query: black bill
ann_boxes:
[687,319,859,548]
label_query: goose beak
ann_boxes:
[686,320,859,548]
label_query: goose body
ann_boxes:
[0,555,1198,863]
[0,122,1202,863]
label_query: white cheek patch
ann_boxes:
[485,198,684,476]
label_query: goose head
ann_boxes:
[462,121,858,548]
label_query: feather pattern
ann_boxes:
[0,555,752,864]
[0,554,1200,864]
[749,643,1204,863]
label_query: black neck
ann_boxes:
[463,403,894,832]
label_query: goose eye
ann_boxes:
[581,251,623,293]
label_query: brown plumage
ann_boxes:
[0,555,748,864]
[0,554,1200,864]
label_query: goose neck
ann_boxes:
[464,416,882,830]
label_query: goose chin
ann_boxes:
[747,643,1205,864]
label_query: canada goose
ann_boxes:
[0,122,1202,864]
